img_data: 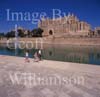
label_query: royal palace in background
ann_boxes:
[38,13,100,37]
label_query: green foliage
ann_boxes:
[5,27,44,38]
[5,31,15,38]
[31,28,44,37]
[18,29,25,37]
[0,33,5,37]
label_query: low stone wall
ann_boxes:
[0,37,100,46]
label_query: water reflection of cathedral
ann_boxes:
[42,47,89,64]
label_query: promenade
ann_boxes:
[0,55,100,97]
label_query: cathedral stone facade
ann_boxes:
[38,13,91,37]
[95,27,100,36]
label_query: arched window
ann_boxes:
[49,30,53,35]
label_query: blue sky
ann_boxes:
[0,0,100,32]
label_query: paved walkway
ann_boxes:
[0,55,100,97]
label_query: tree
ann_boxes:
[27,30,32,37]
[5,31,15,38]
[0,33,5,39]
[0,33,5,37]
[31,28,43,37]
[18,29,25,37]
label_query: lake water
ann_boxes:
[0,44,100,65]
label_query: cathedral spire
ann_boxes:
[68,12,71,17]
[72,13,74,17]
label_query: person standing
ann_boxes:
[38,49,42,60]
[25,50,30,62]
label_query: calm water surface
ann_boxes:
[0,44,100,65]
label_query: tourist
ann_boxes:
[38,49,42,60]
[33,51,39,62]
[25,50,30,63]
